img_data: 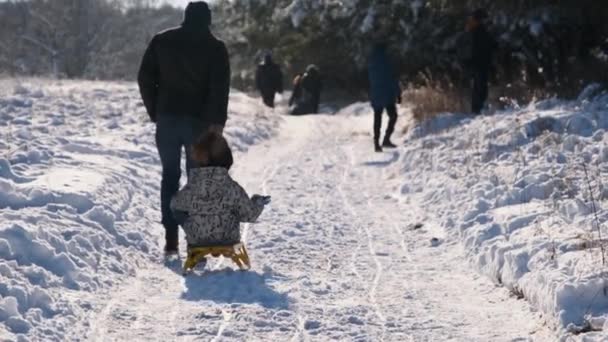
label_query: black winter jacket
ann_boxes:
[469,25,497,71]
[255,62,283,96]
[138,25,230,125]
[289,67,322,115]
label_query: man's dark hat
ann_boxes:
[184,1,211,27]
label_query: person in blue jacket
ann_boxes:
[368,42,401,152]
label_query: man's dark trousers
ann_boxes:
[155,114,205,240]
[472,68,489,114]
[373,104,398,143]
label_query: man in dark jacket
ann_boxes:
[289,64,322,115]
[137,1,230,254]
[465,8,496,114]
[368,42,401,152]
[255,53,283,108]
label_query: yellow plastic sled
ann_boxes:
[183,242,251,274]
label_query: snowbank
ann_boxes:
[398,85,608,335]
[0,80,281,341]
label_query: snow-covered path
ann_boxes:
[72,112,546,341]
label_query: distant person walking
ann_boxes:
[368,42,401,152]
[137,1,230,254]
[289,65,322,115]
[465,8,497,114]
[255,53,283,108]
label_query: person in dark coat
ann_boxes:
[368,42,401,152]
[465,8,497,114]
[289,65,322,115]
[255,53,283,108]
[137,1,231,254]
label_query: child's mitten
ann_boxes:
[252,195,271,206]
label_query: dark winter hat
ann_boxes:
[184,1,212,27]
[472,8,488,21]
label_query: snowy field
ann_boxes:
[0,79,607,341]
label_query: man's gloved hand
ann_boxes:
[173,210,189,226]
[252,195,271,206]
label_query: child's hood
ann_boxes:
[187,167,232,197]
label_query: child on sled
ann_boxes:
[170,131,270,271]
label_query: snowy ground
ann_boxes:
[1,79,607,341]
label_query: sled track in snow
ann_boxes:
[338,144,389,341]
[285,143,313,342]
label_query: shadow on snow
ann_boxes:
[361,151,400,167]
[180,268,290,309]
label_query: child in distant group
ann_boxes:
[170,131,270,253]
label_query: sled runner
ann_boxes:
[183,242,251,274]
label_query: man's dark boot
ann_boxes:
[382,138,397,148]
[164,228,179,255]
[374,139,383,152]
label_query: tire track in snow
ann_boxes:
[389,220,422,332]
[277,146,313,342]
[380,197,432,329]
[347,147,386,341]
[326,138,366,290]
[338,144,388,340]
[341,181,365,286]
[341,139,432,341]
[318,143,350,273]
[348,141,442,341]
